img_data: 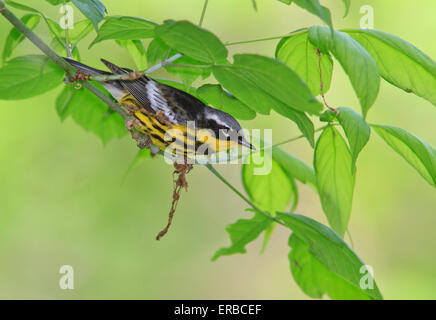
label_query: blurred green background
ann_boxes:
[0,0,435,299]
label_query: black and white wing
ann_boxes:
[101,59,209,125]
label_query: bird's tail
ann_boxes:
[63,58,126,100]
[64,57,111,76]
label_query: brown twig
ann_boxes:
[74,70,91,81]
[156,162,193,240]
[315,48,338,114]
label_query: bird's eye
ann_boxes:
[218,128,230,139]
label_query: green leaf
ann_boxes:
[2,14,41,63]
[342,0,351,17]
[278,213,383,300]
[67,19,94,43]
[372,124,436,187]
[116,40,148,70]
[212,213,272,261]
[314,126,355,236]
[346,29,436,108]
[90,16,157,47]
[155,20,228,64]
[213,55,319,145]
[337,107,371,169]
[276,31,333,96]
[4,1,39,13]
[292,0,333,31]
[147,38,211,88]
[289,235,373,299]
[275,105,315,147]
[0,55,64,100]
[56,85,74,121]
[213,54,322,116]
[309,26,380,117]
[243,152,294,214]
[197,84,256,120]
[45,0,70,5]
[251,0,258,11]
[272,147,316,186]
[278,0,292,4]
[71,0,106,31]
[243,149,298,252]
[48,19,93,45]
[58,84,127,144]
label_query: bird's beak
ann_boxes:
[239,137,256,150]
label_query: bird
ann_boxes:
[64,58,254,157]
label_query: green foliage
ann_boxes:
[147,38,211,88]
[0,55,64,100]
[2,14,41,63]
[336,107,371,169]
[277,0,333,31]
[155,20,228,64]
[272,147,316,186]
[56,85,126,144]
[70,0,106,31]
[346,29,436,107]
[372,125,436,187]
[48,18,93,45]
[309,26,380,117]
[1,0,435,301]
[212,213,272,261]
[293,0,333,30]
[90,16,157,48]
[214,54,322,115]
[342,0,351,17]
[197,84,256,120]
[279,213,383,300]
[276,31,333,96]
[116,40,148,70]
[314,126,355,236]
[242,149,297,250]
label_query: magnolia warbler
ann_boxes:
[65,58,254,157]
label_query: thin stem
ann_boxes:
[225,28,308,46]
[167,63,211,69]
[315,48,338,114]
[146,53,183,73]
[0,1,130,120]
[88,53,185,82]
[205,164,284,225]
[268,125,329,150]
[63,0,72,58]
[199,0,209,27]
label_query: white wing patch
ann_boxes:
[205,112,230,128]
[146,81,176,122]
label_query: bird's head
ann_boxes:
[203,107,255,150]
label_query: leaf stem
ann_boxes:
[63,0,72,58]
[88,53,184,81]
[205,163,284,225]
[167,63,211,69]
[199,0,209,27]
[224,28,308,46]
